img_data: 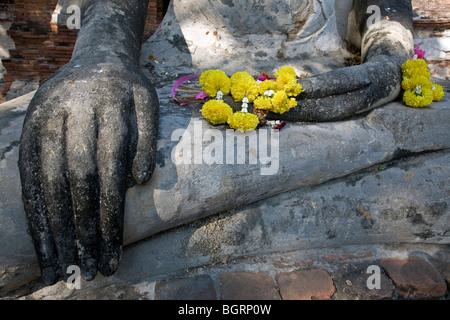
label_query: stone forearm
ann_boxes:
[73,0,149,63]
[300,0,414,101]
[354,0,414,63]
[269,0,414,122]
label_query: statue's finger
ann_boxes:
[96,106,130,276]
[270,89,368,122]
[131,81,159,185]
[39,116,79,282]
[19,119,64,285]
[299,63,372,99]
[66,109,99,281]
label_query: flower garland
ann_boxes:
[401,44,444,108]
[172,66,303,133]
[227,111,260,132]
[199,69,231,97]
[230,71,259,103]
[172,49,445,131]
[201,99,233,125]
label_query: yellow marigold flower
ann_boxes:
[402,75,432,91]
[432,83,445,102]
[275,73,303,97]
[199,69,226,85]
[288,98,297,108]
[201,100,233,125]
[230,71,259,103]
[271,90,287,106]
[275,66,297,79]
[199,69,231,97]
[271,91,298,114]
[401,59,430,79]
[227,111,260,132]
[199,70,213,84]
[258,80,277,95]
[403,85,433,108]
[253,96,273,110]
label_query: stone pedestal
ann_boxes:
[1,80,449,296]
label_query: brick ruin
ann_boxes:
[412,0,450,80]
[0,0,168,102]
[0,0,448,103]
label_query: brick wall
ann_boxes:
[0,0,15,90]
[144,0,167,40]
[2,0,59,101]
[0,0,167,102]
[412,0,450,80]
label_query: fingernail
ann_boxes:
[98,248,122,276]
[81,258,98,281]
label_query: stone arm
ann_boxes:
[271,0,414,122]
[18,0,158,285]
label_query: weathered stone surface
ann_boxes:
[0,91,39,294]
[430,257,450,289]
[155,275,217,300]
[1,84,449,295]
[1,0,449,295]
[7,246,449,299]
[142,0,353,77]
[332,262,396,300]
[276,269,335,300]
[380,256,447,298]
[219,272,281,300]
[123,92,450,249]
[141,0,354,80]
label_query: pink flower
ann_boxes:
[195,92,209,100]
[171,74,200,102]
[259,120,267,127]
[410,44,426,60]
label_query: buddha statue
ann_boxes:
[18,0,414,285]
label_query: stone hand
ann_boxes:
[271,0,414,122]
[19,60,158,285]
[18,0,157,285]
[19,61,158,285]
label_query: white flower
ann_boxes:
[216,90,223,100]
[267,120,281,128]
[241,97,249,113]
[264,90,275,97]
[414,85,423,96]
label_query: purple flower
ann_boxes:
[258,73,269,81]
